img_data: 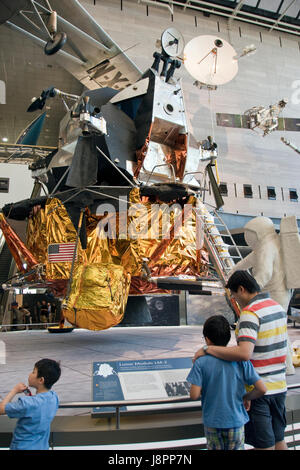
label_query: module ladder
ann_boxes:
[195,202,244,286]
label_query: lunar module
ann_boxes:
[0,1,243,330]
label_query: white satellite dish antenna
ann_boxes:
[183,35,238,86]
[161,27,185,57]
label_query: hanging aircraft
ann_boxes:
[0,0,142,90]
[0,0,242,330]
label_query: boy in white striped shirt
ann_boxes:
[193,270,288,450]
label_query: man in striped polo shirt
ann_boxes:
[193,270,288,450]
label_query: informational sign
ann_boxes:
[92,357,194,415]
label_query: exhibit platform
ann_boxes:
[0,324,300,450]
[0,325,205,415]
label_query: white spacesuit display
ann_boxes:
[231,215,300,375]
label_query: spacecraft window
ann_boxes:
[267,186,276,200]
[243,184,253,199]
[0,178,9,193]
[289,188,298,202]
[219,182,228,196]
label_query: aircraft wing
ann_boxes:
[2,0,142,90]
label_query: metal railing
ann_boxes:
[0,381,300,449]
[57,383,300,430]
[0,322,59,331]
[60,396,193,430]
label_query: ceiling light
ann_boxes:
[2,137,8,142]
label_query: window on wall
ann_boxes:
[289,188,298,202]
[243,184,253,198]
[219,182,228,196]
[0,178,9,193]
[267,186,276,200]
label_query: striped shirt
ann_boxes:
[236,292,287,395]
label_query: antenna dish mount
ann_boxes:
[184,35,238,86]
[161,28,184,57]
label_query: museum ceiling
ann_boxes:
[154,0,300,35]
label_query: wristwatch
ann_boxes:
[202,344,209,354]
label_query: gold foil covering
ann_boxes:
[134,124,153,178]
[128,195,209,278]
[26,206,48,264]
[44,198,87,280]
[129,277,170,295]
[21,189,208,330]
[134,127,187,181]
[165,134,187,180]
[62,263,131,330]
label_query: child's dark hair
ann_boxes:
[225,270,261,294]
[35,358,61,389]
[203,315,231,346]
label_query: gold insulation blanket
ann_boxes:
[63,263,131,330]
[26,205,48,264]
[24,189,208,330]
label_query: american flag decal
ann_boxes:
[48,243,77,263]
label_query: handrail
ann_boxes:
[58,383,300,430]
[59,396,195,430]
[58,382,300,410]
[59,396,192,409]
[0,322,59,331]
[145,163,176,184]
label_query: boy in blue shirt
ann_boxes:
[0,358,61,450]
[187,315,266,450]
